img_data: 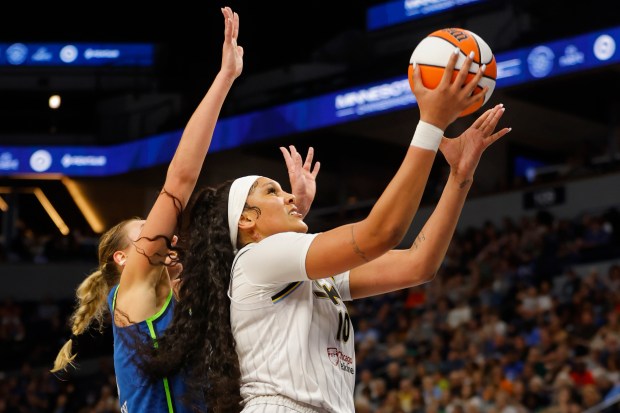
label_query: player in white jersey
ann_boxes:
[140,49,510,413]
[229,232,355,412]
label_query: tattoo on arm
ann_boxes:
[459,179,472,189]
[350,225,369,262]
[412,231,426,250]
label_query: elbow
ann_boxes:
[409,270,436,288]
[364,228,403,255]
[422,257,442,283]
[353,221,407,260]
[413,259,439,285]
[378,225,408,250]
[423,270,438,283]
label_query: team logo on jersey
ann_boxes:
[313,279,342,306]
[327,347,340,366]
[326,347,355,374]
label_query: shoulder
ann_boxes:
[234,232,319,284]
[240,232,317,258]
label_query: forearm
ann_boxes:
[411,172,471,274]
[355,146,436,254]
[349,173,471,298]
[166,71,236,205]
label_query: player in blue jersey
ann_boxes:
[49,7,318,413]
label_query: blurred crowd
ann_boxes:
[1,206,620,412]
[351,208,620,413]
[0,221,98,264]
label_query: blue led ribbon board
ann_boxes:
[1,26,619,176]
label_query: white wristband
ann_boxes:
[410,120,444,152]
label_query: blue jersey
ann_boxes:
[107,285,203,413]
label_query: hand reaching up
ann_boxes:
[280,145,321,218]
[221,6,243,80]
[440,103,511,182]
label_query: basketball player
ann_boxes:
[50,7,256,412]
[139,48,510,412]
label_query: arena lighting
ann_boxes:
[0,186,69,235]
[61,177,105,233]
[48,94,61,109]
[32,188,70,235]
[0,195,7,212]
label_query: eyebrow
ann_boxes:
[261,181,280,189]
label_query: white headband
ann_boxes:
[228,175,260,252]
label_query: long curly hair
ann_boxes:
[137,180,241,413]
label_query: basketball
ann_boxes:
[408,28,497,117]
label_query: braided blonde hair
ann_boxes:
[51,218,139,372]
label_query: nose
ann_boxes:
[286,192,296,204]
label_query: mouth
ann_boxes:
[289,207,303,218]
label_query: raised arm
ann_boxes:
[116,7,243,320]
[349,104,511,298]
[305,50,488,279]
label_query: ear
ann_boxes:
[113,250,127,267]
[238,211,256,231]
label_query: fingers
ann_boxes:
[233,11,239,40]
[288,145,303,170]
[311,161,321,178]
[289,145,300,162]
[480,104,505,135]
[462,68,488,108]
[461,103,510,149]
[453,51,474,89]
[410,61,427,94]
[279,146,294,170]
[476,103,502,133]
[281,145,319,175]
[439,48,460,87]
[222,7,238,43]
[470,107,494,130]
[303,147,315,171]
[222,7,232,39]
[484,126,511,148]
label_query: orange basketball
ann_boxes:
[408,28,497,117]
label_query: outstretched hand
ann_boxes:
[221,6,243,80]
[280,145,321,218]
[440,103,511,181]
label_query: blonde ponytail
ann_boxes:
[51,218,140,373]
[51,268,109,372]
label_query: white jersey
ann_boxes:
[229,232,355,413]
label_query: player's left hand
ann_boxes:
[280,145,321,218]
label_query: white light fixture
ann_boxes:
[48,94,61,109]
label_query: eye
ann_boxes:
[266,187,277,195]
